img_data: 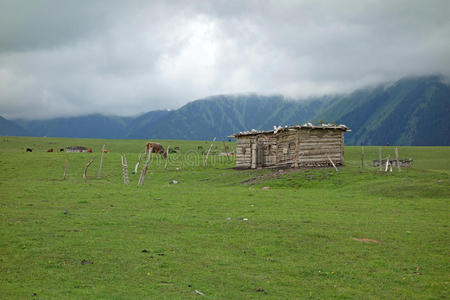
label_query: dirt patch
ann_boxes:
[241,168,300,185]
[352,238,380,243]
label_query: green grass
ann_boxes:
[0,137,449,299]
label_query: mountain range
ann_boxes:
[1,75,449,146]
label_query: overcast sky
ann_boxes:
[0,0,449,119]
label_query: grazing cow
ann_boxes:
[145,142,167,158]
[26,148,33,152]
[197,145,203,150]
[59,148,64,152]
[102,149,109,153]
[87,148,93,153]
[174,146,180,150]
[47,148,53,152]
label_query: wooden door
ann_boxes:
[256,142,264,168]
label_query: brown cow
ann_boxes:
[102,149,109,153]
[145,142,167,158]
[87,148,93,153]
[47,148,53,152]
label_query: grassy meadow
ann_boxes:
[0,136,449,299]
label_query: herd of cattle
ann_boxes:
[26,147,105,153]
[25,141,233,157]
[25,142,168,157]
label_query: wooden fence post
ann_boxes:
[378,147,382,171]
[204,137,216,166]
[134,152,142,174]
[83,156,96,183]
[361,146,364,168]
[121,154,129,184]
[63,153,68,180]
[165,146,170,170]
[385,155,393,172]
[138,148,152,186]
[98,144,105,178]
[395,147,401,172]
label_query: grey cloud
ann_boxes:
[0,0,449,119]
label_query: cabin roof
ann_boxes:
[229,124,350,138]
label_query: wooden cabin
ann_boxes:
[229,124,350,169]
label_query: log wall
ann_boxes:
[298,129,343,167]
[235,128,345,169]
[235,137,252,168]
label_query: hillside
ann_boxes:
[0,116,29,136]
[317,75,450,146]
[4,75,450,145]
[17,114,131,139]
[129,95,330,140]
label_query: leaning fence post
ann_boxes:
[204,137,216,166]
[327,155,338,172]
[98,144,105,178]
[395,147,401,172]
[83,156,96,183]
[138,148,152,186]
